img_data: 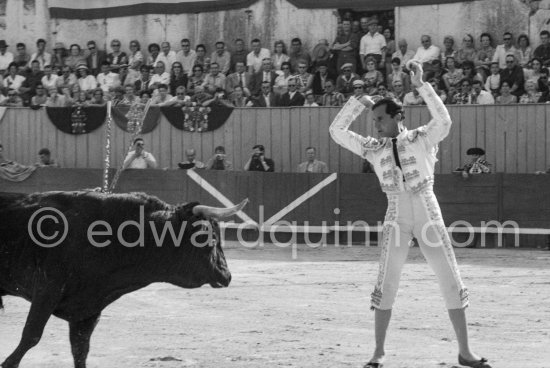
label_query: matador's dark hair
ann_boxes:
[372,98,404,120]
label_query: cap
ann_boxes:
[352,79,364,87]
[54,42,66,50]
[466,147,485,156]
[341,63,353,70]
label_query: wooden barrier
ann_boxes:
[1,104,549,174]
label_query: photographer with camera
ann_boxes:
[206,146,233,170]
[243,144,274,172]
[122,138,158,169]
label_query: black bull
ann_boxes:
[0,190,247,368]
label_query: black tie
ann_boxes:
[392,138,402,171]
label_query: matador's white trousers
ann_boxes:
[370,188,469,310]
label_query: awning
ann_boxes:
[48,0,259,19]
[286,0,475,11]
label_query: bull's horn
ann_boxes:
[192,198,249,219]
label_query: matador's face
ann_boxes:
[372,106,401,138]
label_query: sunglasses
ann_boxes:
[282,66,290,69]
[112,44,121,47]
[136,143,144,147]
[88,46,96,50]
[298,66,306,69]
[503,38,512,41]
[506,61,514,64]
[177,92,186,95]
[343,69,351,72]
[354,86,363,89]
[287,84,296,87]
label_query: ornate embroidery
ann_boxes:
[371,287,383,309]
[404,169,420,181]
[401,156,417,166]
[397,145,406,154]
[362,136,386,151]
[380,155,393,167]
[382,170,393,180]
[407,176,435,194]
[460,288,469,305]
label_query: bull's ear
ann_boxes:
[192,198,249,220]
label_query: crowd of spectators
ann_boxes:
[2,21,550,109]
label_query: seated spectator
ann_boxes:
[169,61,188,96]
[272,40,290,71]
[119,85,137,105]
[230,38,247,73]
[392,38,415,72]
[122,138,158,169]
[311,39,331,69]
[440,35,457,62]
[374,83,395,100]
[351,79,366,99]
[462,60,484,83]
[289,37,312,71]
[178,148,205,170]
[106,39,128,71]
[496,81,518,105]
[519,79,541,103]
[0,89,23,107]
[471,79,494,104]
[29,39,52,71]
[303,91,319,106]
[247,39,271,75]
[451,78,473,104]
[211,41,231,75]
[484,62,501,97]
[127,40,144,81]
[88,88,107,106]
[250,58,278,97]
[35,148,59,167]
[147,43,160,66]
[515,34,532,68]
[206,146,233,170]
[19,60,44,106]
[250,80,278,107]
[86,40,107,76]
[228,85,250,107]
[134,64,152,94]
[51,42,67,70]
[457,147,491,176]
[139,90,151,103]
[156,41,177,70]
[13,43,30,69]
[525,57,543,84]
[96,61,121,93]
[176,39,196,76]
[45,87,68,107]
[273,61,293,95]
[149,61,170,91]
[476,33,495,70]
[362,56,384,95]
[321,79,344,106]
[204,62,227,95]
[65,44,86,71]
[499,54,525,97]
[150,83,173,105]
[4,62,26,92]
[492,32,517,69]
[336,63,360,98]
[56,65,77,90]
[0,40,14,74]
[41,64,59,90]
[190,85,212,106]
[60,86,74,106]
[111,86,125,106]
[533,30,550,65]
[297,147,328,173]
[387,57,410,93]
[413,35,440,73]
[118,64,135,87]
[278,77,305,106]
[76,64,98,92]
[187,64,206,95]
[244,144,274,172]
[311,61,336,97]
[73,90,90,106]
[164,85,191,107]
[538,68,550,97]
[202,89,233,108]
[295,60,313,94]
[31,84,48,106]
[403,85,424,106]
[425,59,447,91]
[226,61,252,95]
[456,34,477,67]
[391,80,406,102]
[194,44,208,70]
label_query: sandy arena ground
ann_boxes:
[1,243,549,368]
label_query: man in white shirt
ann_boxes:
[211,41,231,75]
[149,61,170,91]
[28,39,52,71]
[122,138,158,169]
[297,147,328,173]
[413,35,441,65]
[471,80,495,104]
[359,18,386,70]
[392,39,415,71]
[247,38,271,74]
[96,61,121,93]
[156,41,177,70]
[176,38,196,76]
[492,32,517,69]
[0,40,14,73]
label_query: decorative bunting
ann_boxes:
[161,105,233,132]
[45,106,107,135]
[111,105,161,134]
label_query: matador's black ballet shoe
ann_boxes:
[458,354,492,368]
[363,363,383,368]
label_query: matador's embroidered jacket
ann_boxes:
[329,83,451,194]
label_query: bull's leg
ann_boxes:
[1,286,63,368]
[69,313,101,368]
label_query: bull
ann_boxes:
[0,190,247,368]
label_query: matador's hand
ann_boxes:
[407,60,425,88]
[356,94,375,109]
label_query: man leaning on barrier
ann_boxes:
[329,60,491,368]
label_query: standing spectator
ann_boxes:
[533,30,550,65]
[336,63,360,98]
[0,40,14,74]
[392,80,406,102]
[392,39,415,72]
[332,18,360,72]
[35,148,59,167]
[519,79,541,103]
[272,40,290,72]
[226,61,252,95]
[230,38,247,73]
[247,39,271,74]
[387,57,410,93]
[251,80,278,107]
[65,44,86,71]
[56,65,77,90]
[273,61,293,95]
[383,28,396,76]
[187,64,206,96]
[484,62,501,96]
[471,79,494,104]
[250,58,277,96]
[13,43,30,70]
[76,64,98,92]
[85,40,107,76]
[176,39,196,76]
[321,79,344,106]
[134,65,152,94]
[149,61,170,91]
[492,32,517,69]
[156,41,177,70]
[297,147,328,173]
[515,34,532,68]
[476,33,495,70]
[278,77,305,106]
[311,61,336,97]
[359,18,386,71]
[244,144,274,172]
[51,42,67,70]
[295,61,313,94]
[45,87,68,107]
[451,78,473,104]
[456,34,477,67]
[169,61,188,96]
[123,138,158,169]
[496,80,517,104]
[107,39,128,71]
[96,61,120,93]
[29,39,52,71]
[204,62,227,95]
[4,62,26,91]
[127,40,144,80]
[147,43,161,66]
[289,37,312,71]
[413,35,441,73]
[440,35,457,62]
[19,60,44,106]
[211,41,231,75]
[30,84,48,106]
[206,146,233,170]
[499,54,525,97]
[178,148,206,170]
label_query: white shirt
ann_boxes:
[150,72,170,86]
[4,74,26,90]
[78,75,98,91]
[29,52,52,70]
[413,45,441,64]
[155,50,177,69]
[176,49,196,75]
[96,72,121,92]
[0,51,14,71]
[41,74,59,90]
[392,49,415,68]
[123,151,158,169]
[246,48,271,74]
[492,45,517,69]
[473,90,495,105]
[359,32,386,56]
